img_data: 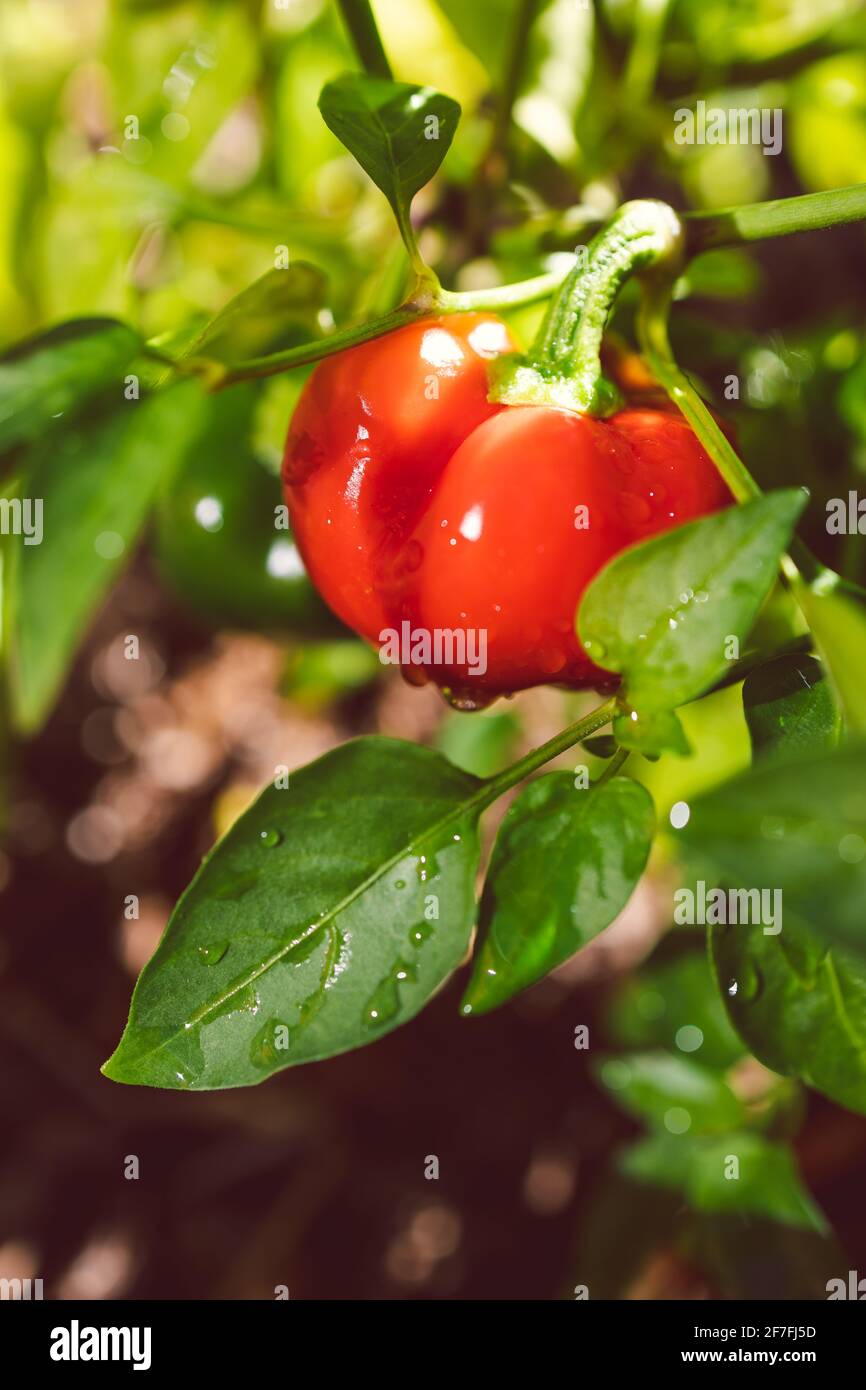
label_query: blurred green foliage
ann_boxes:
[4,0,866,1297]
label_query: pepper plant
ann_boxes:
[2,1,866,1227]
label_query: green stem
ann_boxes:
[623,0,672,108]
[637,279,760,504]
[215,305,418,386]
[490,0,540,163]
[477,698,617,810]
[636,276,831,592]
[439,268,567,313]
[595,745,630,785]
[336,0,392,79]
[492,200,684,415]
[684,182,866,254]
[210,267,572,387]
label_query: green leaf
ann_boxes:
[187,264,328,367]
[318,75,460,262]
[433,0,518,84]
[103,738,483,1090]
[677,745,866,963]
[578,490,807,714]
[581,733,618,759]
[153,384,342,637]
[620,1132,827,1232]
[8,381,207,733]
[0,318,141,454]
[605,949,745,1071]
[613,707,690,757]
[743,652,839,759]
[435,709,521,778]
[462,775,655,1015]
[596,1051,745,1133]
[710,917,866,1115]
[799,583,866,735]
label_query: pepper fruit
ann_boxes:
[282,202,732,703]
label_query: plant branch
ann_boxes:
[623,0,673,108]
[636,276,832,595]
[336,0,392,79]
[684,182,866,254]
[595,745,630,784]
[211,265,573,387]
[490,0,540,165]
[439,267,569,313]
[477,697,617,810]
[215,305,418,386]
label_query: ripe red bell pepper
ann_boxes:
[282,204,732,704]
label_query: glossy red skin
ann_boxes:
[282,313,732,699]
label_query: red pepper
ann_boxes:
[282,205,732,704]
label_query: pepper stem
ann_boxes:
[491,199,683,416]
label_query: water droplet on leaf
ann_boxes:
[198,942,229,965]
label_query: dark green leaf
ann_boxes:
[743,652,839,758]
[153,384,342,636]
[0,318,141,454]
[578,490,806,714]
[318,76,460,238]
[8,381,207,733]
[188,264,328,367]
[461,774,654,1015]
[710,917,866,1115]
[596,1051,745,1133]
[581,733,618,759]
[678,745,866,962]
[103,738,483,1090]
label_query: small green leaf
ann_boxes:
[581,733,618,759]
[0,318,141,454]
[596,1051,745,1133]
[318,75,460,263]
[461,774,654,1015]
[710,918,866,1115]
[743,652,839,758]
[605,949,745,1071]
[799,583,866,735]
[614,706,690,756]
[103,738,483,1090]
[8,381,208,733]
[678,745,866,963]
[620,1132,827,1232]
[187,263,328,367]
[578,490,806,714]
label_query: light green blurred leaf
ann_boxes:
[596,1050,745,1133]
